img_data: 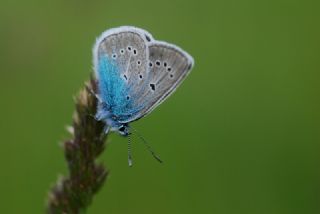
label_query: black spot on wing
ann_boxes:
[150,83,155,91]
[145,35,151,42]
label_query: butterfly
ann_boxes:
[93,26,194,165]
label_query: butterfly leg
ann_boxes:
[85,82,103,103]
[94,125,109,142]
[131,127,163,163]
[103,125,110,134]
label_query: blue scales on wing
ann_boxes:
[93,27,151,122]
[97,56,138,121]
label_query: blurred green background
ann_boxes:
[0,0,319,213]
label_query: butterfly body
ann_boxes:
[93,26,194,136]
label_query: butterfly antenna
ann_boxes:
[131,127,163,163]
[128,134,133,167]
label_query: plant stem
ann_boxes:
[47,77,108,214]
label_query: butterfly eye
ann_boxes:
[167,67,172,72]
[155,60,161,66]
[137,60,141,65]
[163,62,167,67]
[170,74,174,78]
[119,126,125,132]
[149,62,153,67]
[133,49,137,55]
[112,54,117,59]
[139,74,143,79]
[127,46,132,51]
[120,49,124,54]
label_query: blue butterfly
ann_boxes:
[93,26,194,165]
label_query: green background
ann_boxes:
[0,0,319,213]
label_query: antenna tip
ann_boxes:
[128,158,133,167]
[153,154,163,163]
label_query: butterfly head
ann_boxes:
[118,123,130,136]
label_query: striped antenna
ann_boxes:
[128,134,133,167]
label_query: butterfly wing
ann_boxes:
[93,26,153,121]
[119,41,194,123]
[94,26,194,124]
